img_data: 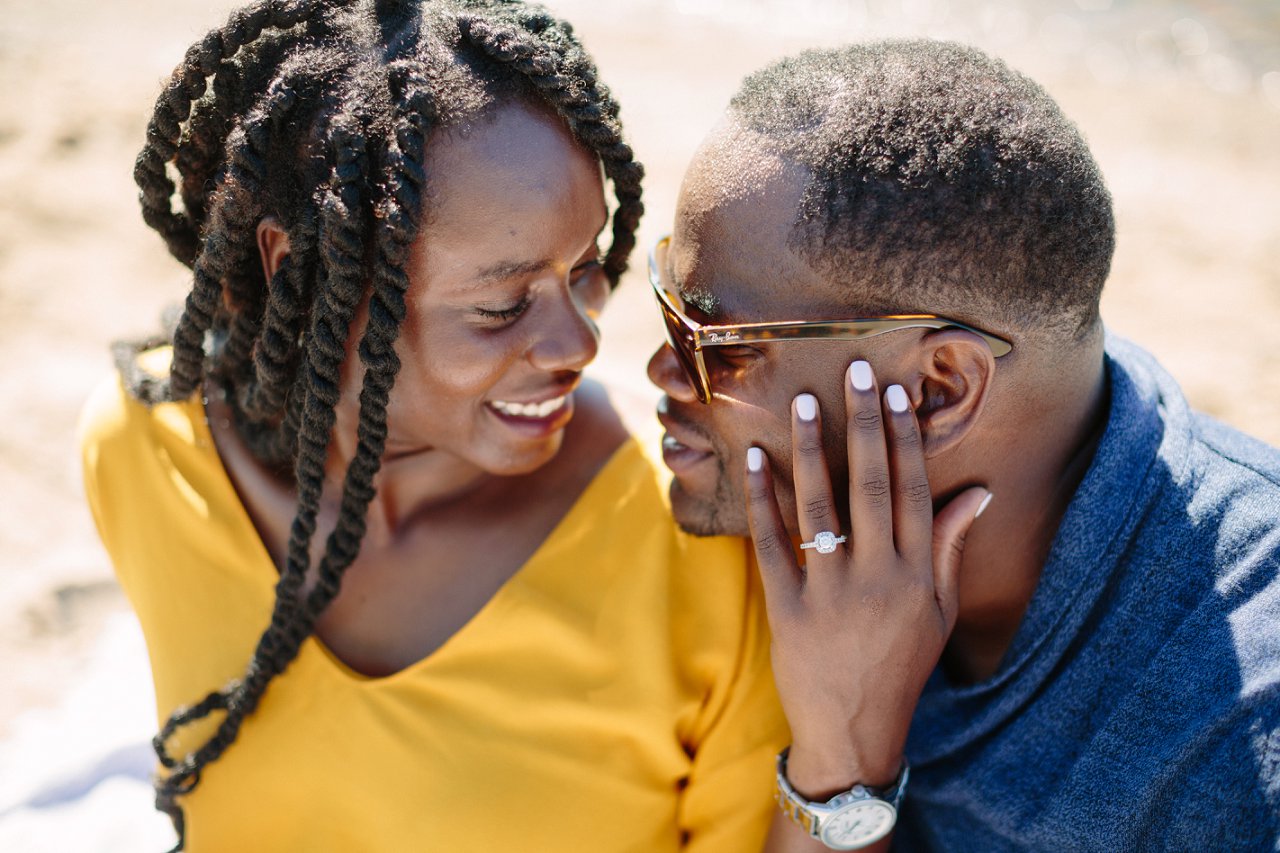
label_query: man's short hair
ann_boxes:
[728,39,1115,342]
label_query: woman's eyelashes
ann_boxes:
[571,258,603,283]
[474,295,532,323]
[473,258,604,324]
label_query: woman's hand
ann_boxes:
[744,360,991,797]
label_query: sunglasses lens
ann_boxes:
[658,304,708,403]
[650,239,710,403]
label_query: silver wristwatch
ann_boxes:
[774,747,909,850]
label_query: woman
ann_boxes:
[79,0,785,849]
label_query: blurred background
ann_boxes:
[1,0,1277,847]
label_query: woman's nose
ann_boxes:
[528,288,600,373]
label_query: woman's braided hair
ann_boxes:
[122,0,642,845]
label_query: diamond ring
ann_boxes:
[799,531,847,554]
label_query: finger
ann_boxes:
[790,393,845,563]
[931,488,993,628]
[845,360,893,560]
[883,384,933,561]
[744,446,804,612]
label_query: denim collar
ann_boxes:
[907,334,1190,763]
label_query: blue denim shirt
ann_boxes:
[898,336,1280,851]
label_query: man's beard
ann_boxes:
[669,450,747,538]
[660,399,751,538]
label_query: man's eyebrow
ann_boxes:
[678,284,721,319]
[665,254,722,318]
[473,258,552,284]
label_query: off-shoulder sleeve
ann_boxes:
[79,370,134,573]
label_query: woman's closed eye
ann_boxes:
[472,258,603,325]
[474,295,532,323]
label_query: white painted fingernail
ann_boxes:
[849,360,873,391]
[975,492,994,518]
[886,384,910,413]
[795,393,817,422]
[747,446,764,472]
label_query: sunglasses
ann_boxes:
[648,234,1013,404]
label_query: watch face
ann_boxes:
[820,800,897,849]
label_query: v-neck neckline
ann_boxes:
[187,393,642,688]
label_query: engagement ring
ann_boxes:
[800,531,847,554]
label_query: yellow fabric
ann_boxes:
[80,358,788,853]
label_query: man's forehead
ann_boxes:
[678,119,795,208]
[673,121,835,321]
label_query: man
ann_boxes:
[647,40,1280,851]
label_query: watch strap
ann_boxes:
[774,747,910,843]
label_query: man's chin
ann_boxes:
[669,480,748,538]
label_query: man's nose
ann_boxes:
[647,342,699,404]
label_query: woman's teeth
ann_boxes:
[491,395,567,418]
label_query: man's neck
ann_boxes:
[940,341,1110,685]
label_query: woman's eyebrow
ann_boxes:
[473,258,551,284]
[473,229,605,285]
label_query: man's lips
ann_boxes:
[657,409,713,454]
[657,406,717,475]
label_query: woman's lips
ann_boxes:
[485,393,574,436]
[489,394,569,419]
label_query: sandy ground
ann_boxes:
[1,0,1277,847]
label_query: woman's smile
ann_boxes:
[486,389,576,437]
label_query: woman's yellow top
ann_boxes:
[79,362,788,852]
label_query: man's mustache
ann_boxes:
[657,396,715,442]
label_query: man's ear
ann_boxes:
[904,329,996,459]
[256,218,291,289]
